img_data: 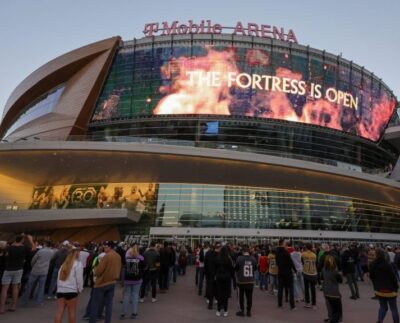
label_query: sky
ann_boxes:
[0,0,399,119]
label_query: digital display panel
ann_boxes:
[92,44,396,142]
[30,183,158,222]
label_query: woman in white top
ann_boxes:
[54,248,83,323]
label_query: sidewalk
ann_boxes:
[2,267,387,323]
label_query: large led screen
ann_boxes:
[29,183,158,222]
[92,44,396,142]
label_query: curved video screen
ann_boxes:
[92,44,396,142]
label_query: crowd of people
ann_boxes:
[0,234,399,323]
[194,239,400,322]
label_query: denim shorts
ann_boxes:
[1,269,23,285]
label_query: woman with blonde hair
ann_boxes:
[120,243,145,320]
[54,248,83,323]
[322,255,343,323]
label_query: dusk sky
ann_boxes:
[0,0,399,118]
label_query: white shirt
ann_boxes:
[57,260,83,294]
[79,250,90,267]
[388,251,396,263]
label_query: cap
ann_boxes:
[62,240,70,246]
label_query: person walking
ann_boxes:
[89,241,122,323]
[54,248,83,323]
[140,241,159,303]
[158,241,171,292]
[120,244,145,320]
[341,245,359,300]
[21,240,54,306]
[370,248,399,323]
[302,243,318,309]
[0,234,33,314]
[198,241,210,296]
[276,239,297,310]
[322,255,343,323]
[291,245,304,302]
[178,246,188,276]
[235,245,257,317]
[258,251,268,291]
[204,243,219,310]
[214,246,234,317]
[268,248,278,295]
[48,241,70,299]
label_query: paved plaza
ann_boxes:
[1,267,395,323]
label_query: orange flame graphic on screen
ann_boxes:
[153,47,395,142]
[358,96,396,141]
[247,68,301,122]
[246,49,270,66]
[153,48,238,115]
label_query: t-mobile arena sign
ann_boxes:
[143,20,298,43]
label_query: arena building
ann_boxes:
[0,25,399,244]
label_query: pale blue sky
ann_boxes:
[0,0,399,118]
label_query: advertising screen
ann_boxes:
[29,183,158,222]
[92,44,396,142]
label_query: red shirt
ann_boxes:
[258,255,268,273]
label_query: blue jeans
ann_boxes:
[293,272,304,300]
[84,288,104,318]
[378,297,399,323]
[89,284,115,323]
[121,283,141,316]
[172,265,177,283]
[47,266,59,296]
[255,270,259,286]
[259,272,268,290]
[198,267,205,294]
[21,274,46,305]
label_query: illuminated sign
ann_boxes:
[185,71,358,109]
[143,20,298,43]
[93,44,396,142]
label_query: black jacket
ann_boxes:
[215,255,234,281]
[341,249,356,274]
[275,246,296,277]
[204,249,218,278]
[159,246,174,267]
[370,257,398,296]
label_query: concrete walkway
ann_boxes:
[1,267,394,323]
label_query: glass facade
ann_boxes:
[88,117,397,171]
[3,84,65,138]
[155,183,400,234]
[3,181,399,234]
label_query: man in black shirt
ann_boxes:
[275,238,297,310]
[204,243,220,310]
[235,245,257,317]
[0,234,32,314]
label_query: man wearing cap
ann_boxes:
[89,241,122,323]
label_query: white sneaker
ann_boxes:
[216,311,221,317]
[152,298,157,303]
[139,298,144,303]
[206,299,210,304]
[223,311,228,317]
